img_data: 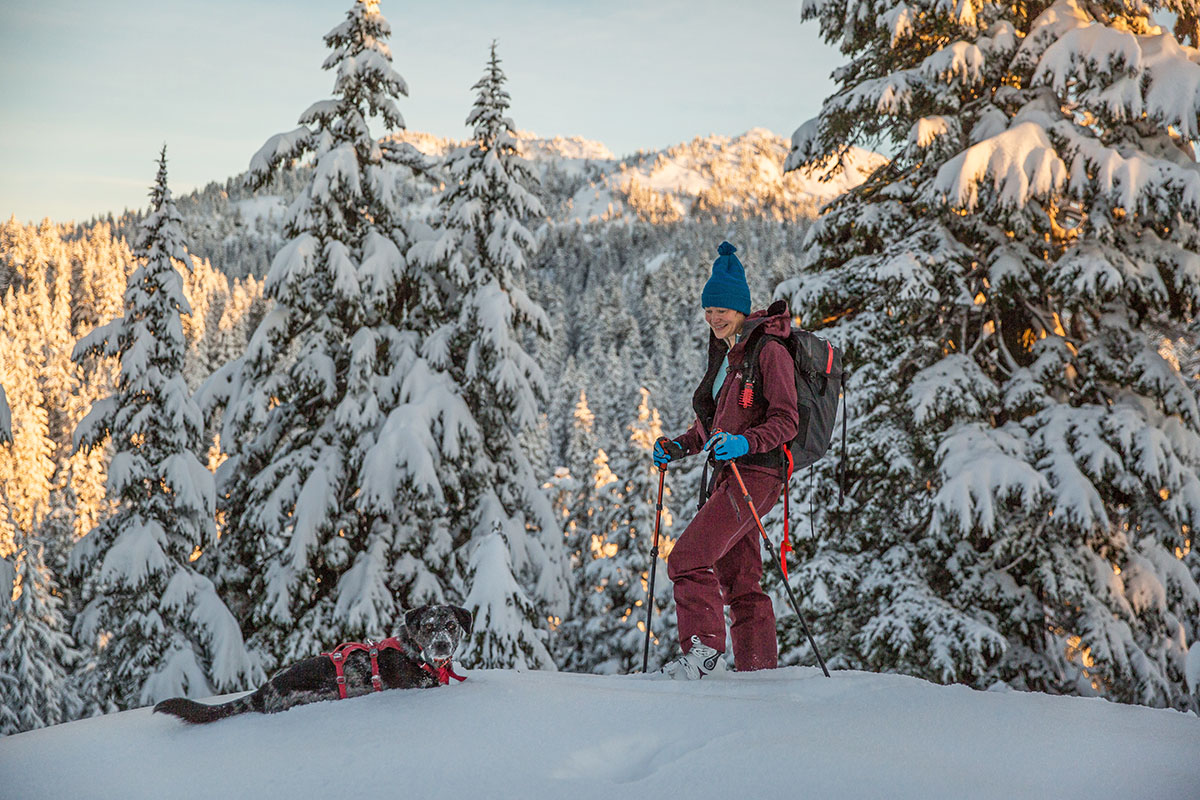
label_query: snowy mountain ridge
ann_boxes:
[2,666,1196,800]
[386,126,884,224]
[170,125,876,280]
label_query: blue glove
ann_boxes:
[653,437,685,468]
[704,432,749,461]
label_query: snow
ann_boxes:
[389,126,879,224]
[933,121,1067,211]
[932,422,1048,536]
[1188,643,1200,695]
[643,251,672,274]
[641,158,710,195]
[0,385,10,443]
[97,518,170,589]
[512,130,616,165]
[233,196,287,233]
[2,667,1196,799]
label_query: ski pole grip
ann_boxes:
[656,437,685,468]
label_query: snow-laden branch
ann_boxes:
[931,121,1068,211]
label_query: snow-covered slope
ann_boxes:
[387,127,882,224]
[2,667,1195,800]
[600,127,886,223]
[113,126,878,279]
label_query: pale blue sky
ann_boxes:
[0,0,840,223]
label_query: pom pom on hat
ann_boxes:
[701,241,751,315]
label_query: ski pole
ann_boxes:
[641,461,667,673]
[725,458,831,678]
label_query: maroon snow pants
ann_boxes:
[667,466,783,671]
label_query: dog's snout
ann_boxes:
[428,630,454,655]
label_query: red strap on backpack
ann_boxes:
[780,445,794,580]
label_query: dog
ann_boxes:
[153,604,472,724]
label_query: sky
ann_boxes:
[0,0,840,224]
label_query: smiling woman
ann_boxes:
[650,240,800,678]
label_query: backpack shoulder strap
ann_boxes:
[738,332,795,410]
[740,331,792,378]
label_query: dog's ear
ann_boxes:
[451,605,473,635]
[404,605,432,631]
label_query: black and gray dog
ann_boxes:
[154,605,472,724]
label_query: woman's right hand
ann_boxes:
[653,437,685,468]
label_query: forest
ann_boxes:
[2,0,1198,735]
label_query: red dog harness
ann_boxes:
[322,638,465,698]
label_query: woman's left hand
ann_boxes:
[704,432,749,461]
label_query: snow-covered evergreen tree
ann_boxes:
[549,391,601,668]
[461,526,554,670]
[580,276,643,451]
[411,42,565,667]
[0,386,9,445]
[0,501,81,735]
[783,0,1200,707]
[0,549,13,734]
[70,149,259,709]
[0,284,55,560]
[200,0,456,666]
[547,357,592,468]
[557,388,676,673]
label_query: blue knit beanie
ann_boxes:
[701,241,751,315]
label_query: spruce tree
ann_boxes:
[0,502,81,734]
[461,527,554,670]
[547,357,592,468]
[202,0,449,666]
[563,388,676,673]
[411,42,565,667]
[0,284,55,560]
[550,391,602,670]
[70,149,259,708]
[784,0,1200,706]
[0,386,9,444]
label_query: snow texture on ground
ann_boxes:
[2,666,1197,799]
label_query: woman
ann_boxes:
[653,241,798,679]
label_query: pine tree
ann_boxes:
[784,0,1200,707]
[614,388,678,665]
[200,0,451,666]
[549,391,601,669]
[547,357,591,468]
[559,388,676,673]
[0,551,13,734]
[0,502,81,734]
[70,149,259,709]
[461,527,554,670]
[411,42,565,666]
[0,386,9,445]
[0,284,55,560]
[57,225,128,550]
[582,276,643,452]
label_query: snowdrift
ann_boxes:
[2,667,1196,799]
